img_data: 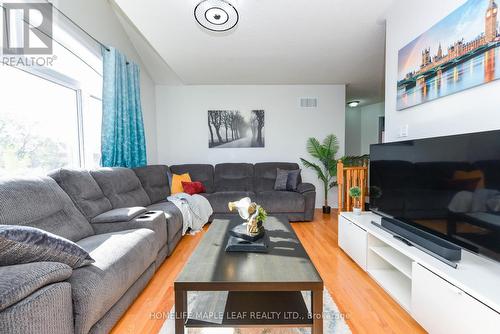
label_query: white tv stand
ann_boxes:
[338,211,500,334]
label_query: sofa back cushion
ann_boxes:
[90,168,151,208]
[254,162,301,192]
[170,164,215,193]
[133,165,170,203]
[0,176,94,242]
[49,168,113,221]
[215,163,254,192]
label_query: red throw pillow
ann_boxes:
[181,181,206,195]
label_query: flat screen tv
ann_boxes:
[370,130,500,262]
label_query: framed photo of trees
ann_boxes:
[208,110,265,148]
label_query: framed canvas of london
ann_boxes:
[397,0,500,110]
[208,110,265,148]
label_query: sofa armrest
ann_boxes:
[297,183,316,221]
[0,280,73,334]
[0,262,72,311]
[297,182,315,194]
[91,207,147,224]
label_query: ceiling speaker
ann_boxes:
[194,0,239,32]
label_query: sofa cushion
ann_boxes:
[0,262,72,312]
[256,191,305,213]
[0,176,94,242]
[171,173,192,194]
[170,164,215,193]
[285,169,301,191]
[254,163,301,192]
[133,165,170,203]
[91,168,151,208]
[88,211,167,256]
[147,201,183,242]
[90,207,147,224]
[72,229,158,334]
[49,168,113,221]
[202,191,256,213]
[297,182,315,194]
[1,280,74,334]
[182,181,206,195]
[274,168,290,191]
[0,225,94,268]
[215,163,254,192]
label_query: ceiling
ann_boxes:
[112,0,394,106]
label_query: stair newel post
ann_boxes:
[337,160,344,212]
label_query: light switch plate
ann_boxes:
[399,125,409,137]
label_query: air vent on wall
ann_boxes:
[300,97,318,108]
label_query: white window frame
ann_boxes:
[9,64,102,168]
[1,3,104,170]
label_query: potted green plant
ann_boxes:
[349,186,362,215]
[300,134,339,214]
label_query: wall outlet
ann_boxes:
[399,124,409,138]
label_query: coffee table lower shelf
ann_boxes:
[185,291,313,328]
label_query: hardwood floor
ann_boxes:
[110,210,426,334]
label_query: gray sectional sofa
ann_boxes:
[171,163,316,221]
[0,162,315,334]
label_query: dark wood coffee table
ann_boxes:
[174,215,324,333]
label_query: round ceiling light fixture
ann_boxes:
[194,0,239,32]
[347,101,360,108]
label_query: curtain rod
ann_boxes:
[48,1,130,64]
[46,0,111,52]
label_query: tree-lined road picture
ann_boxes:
[208,110,265,148]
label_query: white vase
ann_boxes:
[353,207,362,215]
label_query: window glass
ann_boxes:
[0,65,80,176]
[50,32,102,97]
[0,3,104,175]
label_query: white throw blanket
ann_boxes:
[167,193,213,235]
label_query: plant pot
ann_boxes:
[353,207,362,215]
[322,206,331,214]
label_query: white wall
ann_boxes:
[385,0,500,142]
[360,102,385,154]
[345,102,385,155]
[156,85,346,208]
[53,0,159,163]
[345,106,362,156]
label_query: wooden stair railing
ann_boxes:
[337,160,369,212]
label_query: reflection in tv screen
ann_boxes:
[370,130,500,262]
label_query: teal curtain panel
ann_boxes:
[101,47,147,168]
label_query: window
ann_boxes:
[0,65,80,175]
[0,4,103,176]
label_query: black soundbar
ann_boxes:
[375,217,462,265]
